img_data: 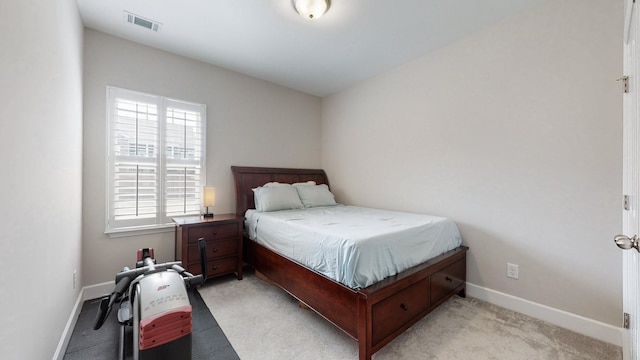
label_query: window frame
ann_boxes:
[105,86,207,236]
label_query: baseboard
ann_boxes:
[466,282,623,346]
[81,281,113,302]
[51,289,84,360]
[52,282,112,360]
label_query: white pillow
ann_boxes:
[262,182,288,187]
[293,181,316,186]
[253,185,304,212]
[294,184,337,208]
[262,181,316,187]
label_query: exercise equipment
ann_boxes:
[94,239,207,360]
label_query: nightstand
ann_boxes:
[174,214,243,281]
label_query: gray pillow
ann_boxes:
[253,185,304,212]
[294,184,337,208]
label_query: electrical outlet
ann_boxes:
[73,269,77,289]
[507,263,519,279]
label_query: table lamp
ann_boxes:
[203,186,215,218]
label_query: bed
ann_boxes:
[232,166,469,360]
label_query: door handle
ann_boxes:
[614,234,640,252]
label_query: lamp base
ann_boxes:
[203,205,214,218]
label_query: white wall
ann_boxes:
[323,0,623,326]
[82,29,322,285]
[0,0,84,358]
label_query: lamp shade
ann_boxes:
[203,186,216,207]
[293,0,330,20]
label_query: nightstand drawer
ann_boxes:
[430,259,465,305]
[187,223,238,243]
[187,238,238,263]
[188,256,237,277]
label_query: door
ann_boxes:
[620,1,640,359]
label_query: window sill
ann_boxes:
[105,223,175,238]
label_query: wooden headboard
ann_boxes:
[231,166,329,217]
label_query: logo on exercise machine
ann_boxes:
[157,284,170,291]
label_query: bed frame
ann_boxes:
[231,166,468,360]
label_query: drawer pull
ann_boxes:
[212,265,218,270]
[445,276,453,282]
[212,248,218,253]
[400,303,409,311]
[212,231,218,236]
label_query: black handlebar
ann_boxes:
[198,237,207,282]
[184,274,204,288]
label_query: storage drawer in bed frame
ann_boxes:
[363,250,467,353]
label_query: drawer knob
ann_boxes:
[212,265,218,270]
[445,276,453,282]
[400,303,409,311]
[212,231,218,236]
[212,248,218,253]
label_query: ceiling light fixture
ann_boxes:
[293,0,331,20]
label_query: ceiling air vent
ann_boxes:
[123,11,161,32]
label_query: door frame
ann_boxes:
[622,0,638,359]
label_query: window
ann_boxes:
[106,87,206,234]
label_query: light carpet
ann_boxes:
[198,269,621,360]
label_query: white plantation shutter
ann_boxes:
[106,87,206,233]
[165,104,204,218]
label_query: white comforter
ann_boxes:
[245,205,462,289]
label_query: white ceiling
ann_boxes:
[76,0,545,97]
